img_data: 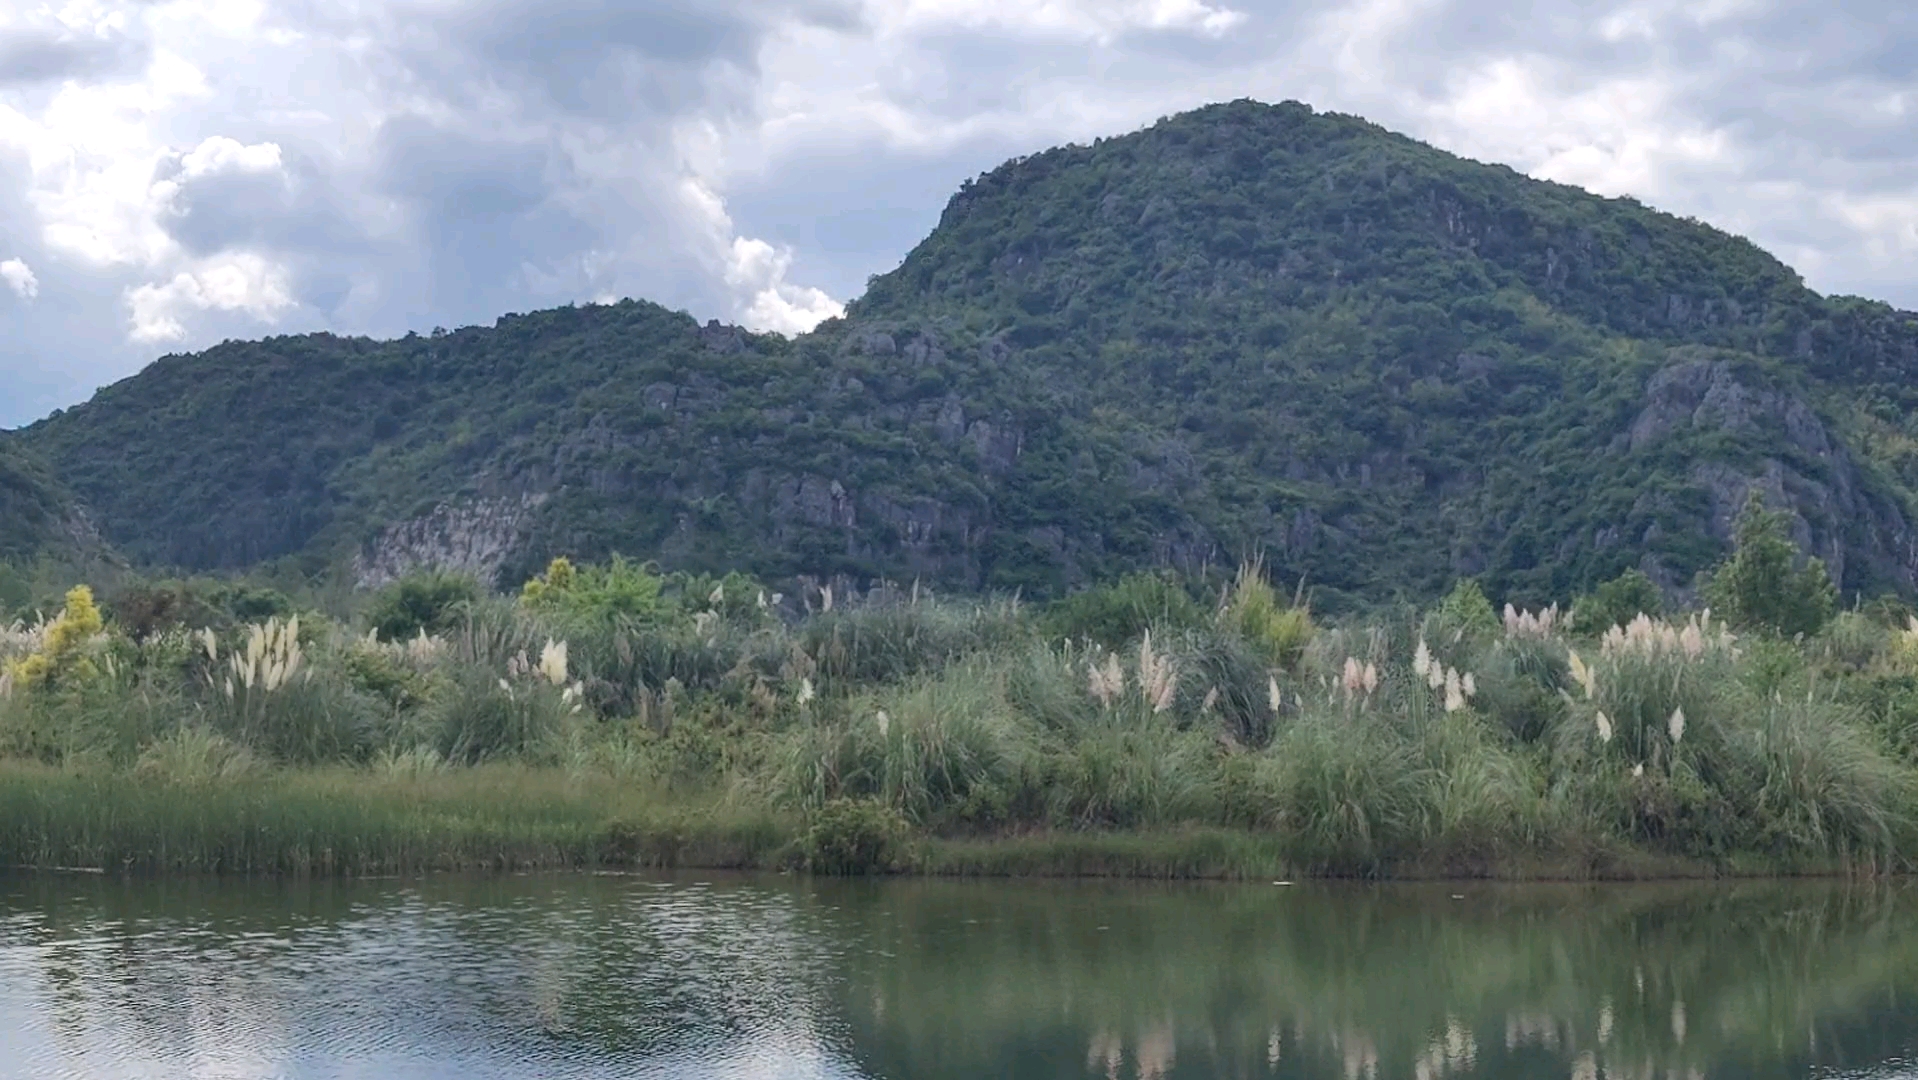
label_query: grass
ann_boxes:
[5,562,1918,880]
[0,762,788,875]
[0,759,1869,882]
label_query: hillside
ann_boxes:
[17,99,1918,607]
[0,437,97,567]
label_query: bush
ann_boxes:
[134,725,264,784]
[1738,697,1914,866]
[802,797,908,874]
[1434,579,1500,641]
[369,571,480,641]
[1703,492,1837,639]
[106,580,296,642]
[521,556,667,623]
[1218,560,1314,671]
[1167,626,1280,747]
[1040,571,1208,650]
[1255,711,1429,874]
[1569,568,1663,636]
[1045,724,1218,830]
[0,564,28,617]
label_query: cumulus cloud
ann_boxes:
[126,253,296,343]
[0,258,36,300]
[0,0,1912,427]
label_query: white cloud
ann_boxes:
[728,236,845,332]
[678,173,845,333]
[865,0,1249,43]
[178,134,283,178]
[0,258,37,300]
[125,252,295,342]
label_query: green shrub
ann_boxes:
[1815,611,1886,673]
[1472,636,1569,744]
[802,797,908,874]
[1045,725,1218,829]
[134,725,264,784]
[1167,626,1280,747]
[521,555,667,623]
[368,571,480,641]
[1569,568,1664,636]
[774,661,1033,829]
[1434,579,1500,641]
[1256,711,1429,875]
[1216,560,1315,671]
[1703,493,1837,639]
[0,564,28,616]
[1040,571,1207,650]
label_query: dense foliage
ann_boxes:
[2,522,1913,877]
[0,439,76,565]
[12,99,1918,614]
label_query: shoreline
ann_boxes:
[0,763,1886,883]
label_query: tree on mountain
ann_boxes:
[1703,492,1836,639]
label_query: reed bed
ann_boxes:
[2,566,1916,878]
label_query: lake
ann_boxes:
[2,872,1915,1079]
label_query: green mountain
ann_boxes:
[0,436,101,567]
[16,100,1918,607]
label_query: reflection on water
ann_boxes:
[2,873,1916,1079]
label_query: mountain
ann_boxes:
[0,436,104,568]
[16,99,1918,608]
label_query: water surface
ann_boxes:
[2,873,1915,1078]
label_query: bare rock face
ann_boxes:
[1625,350,1918,593]
[353,492,548,589]
[1629,352,1831,457]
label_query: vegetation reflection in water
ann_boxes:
[2,875,1916,1079]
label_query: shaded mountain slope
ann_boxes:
[0,437,103,566]
[18,100,1918,607]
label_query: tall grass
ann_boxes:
[3,564,1917,879]
[0,762,788,874]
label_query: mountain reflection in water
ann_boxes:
[2,874,1915,1079]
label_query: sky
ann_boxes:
[0,0,1913,428]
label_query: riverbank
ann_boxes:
[0,762,1870,881]
[5,546,1918,880]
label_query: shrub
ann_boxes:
[1815,611,1887,673]
[134,726,264,785]
[1256,711,1429,874]
[1040,571,1208,649]
[1045,724,1218,829]
[369,571,480,641]
[1434,579,1500,641]
[6,585,104,691]
[1218,560,1315,671]
[521,555,667,623]
[1703,492,1837,639]
[1167,625,1280,747]
[1472,635,1568,744]
[0,564,27,617]
[802,797,908,874]
[1569,568,1664,636]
